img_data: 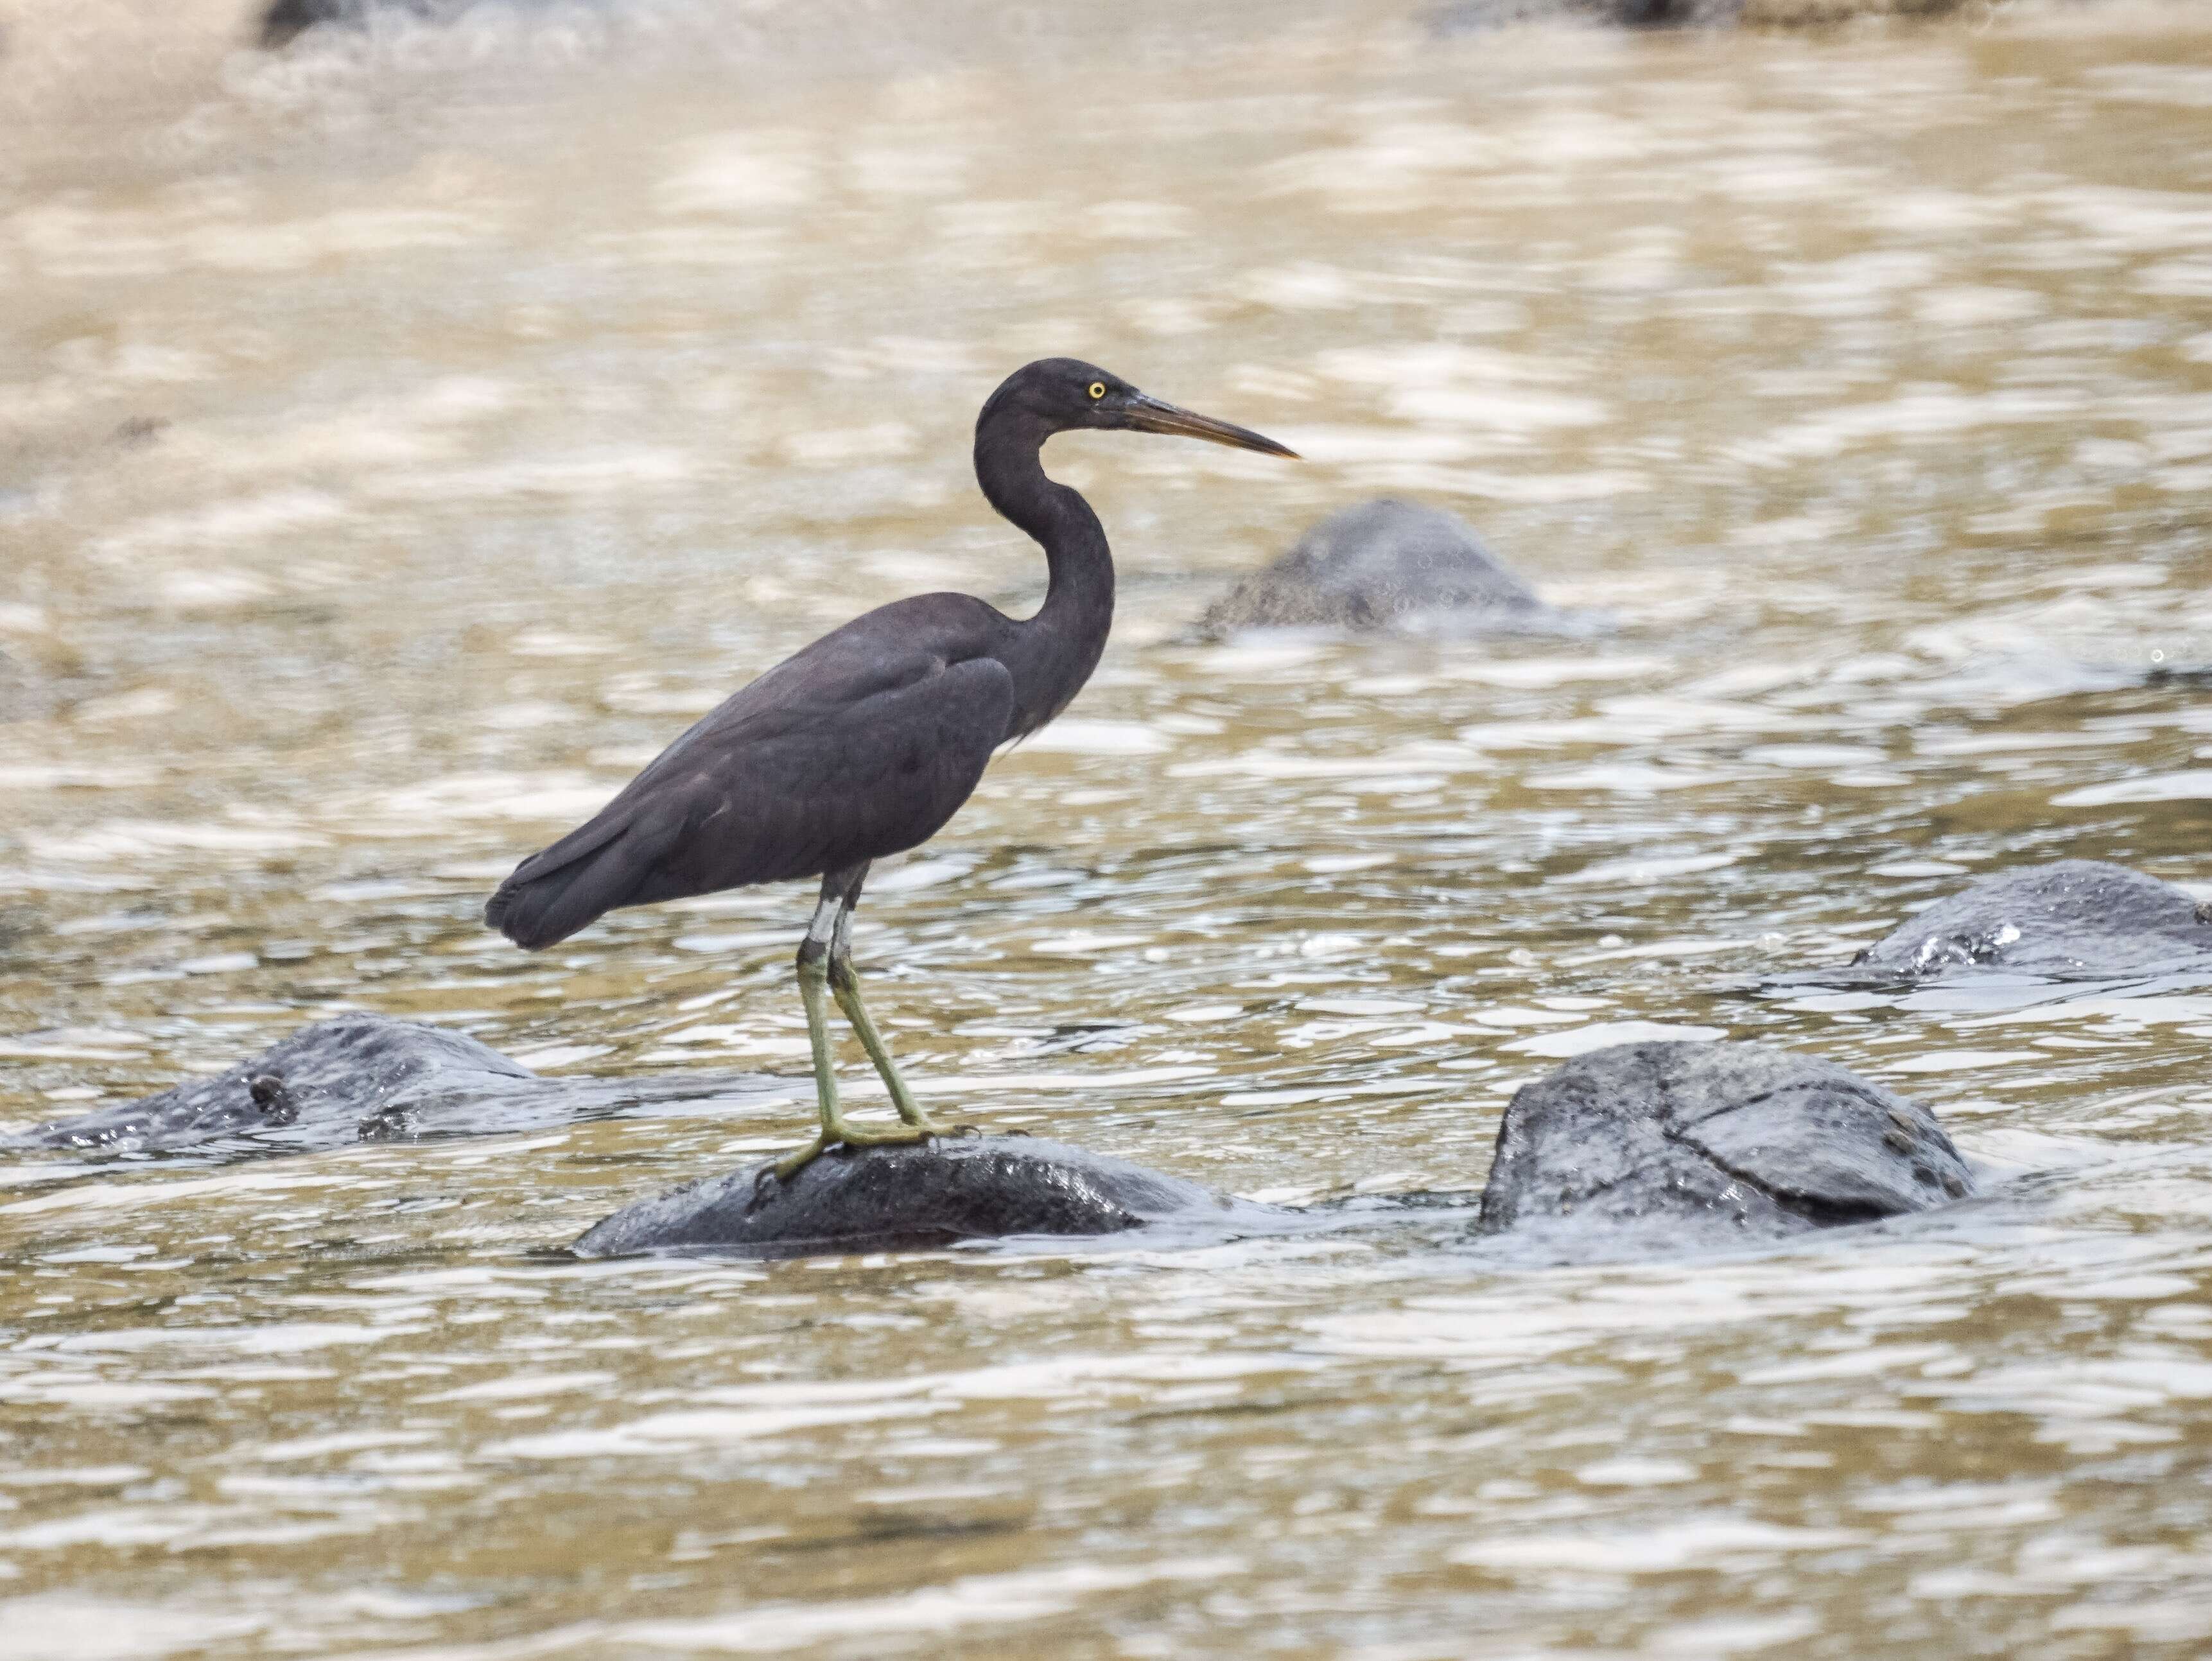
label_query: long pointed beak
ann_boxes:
[1122,392,1299,459]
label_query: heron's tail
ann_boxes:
[485,817,640,951]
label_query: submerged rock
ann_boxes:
[14,1013,774,1156]
[21,1020,1990,1262]
[1817,861,2212,987]
[1434,0,1717,28]
[2147,663,2212,688]
[257,0,465,47]
[578,1038,1984,1261]
[1477,1040,1974,1250]
[573,1134,1253,1258]
[263,0,384,46]
[1196,500,1580,639]
[1431,0,1968,30]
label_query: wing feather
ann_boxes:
[486,598,1016,950]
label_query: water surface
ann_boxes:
[4,3,2212,1655]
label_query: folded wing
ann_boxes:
[487,613,1016,950]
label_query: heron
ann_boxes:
[486,358,1296,1179]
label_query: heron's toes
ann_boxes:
[832,1121,933,1149]
[769,1135,830,1185]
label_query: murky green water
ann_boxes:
[4,2,2212,1655]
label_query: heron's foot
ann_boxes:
[767,1118,937,1187]
[832,1120,937,1150]
[895,1106,956,1137]
[767,1135,830,1187]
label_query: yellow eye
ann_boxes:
[1088,382,1106,400]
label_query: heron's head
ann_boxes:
[987,358,1298,458]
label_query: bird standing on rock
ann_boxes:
[487,358,1296,1178]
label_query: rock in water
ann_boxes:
[15,1013,773,1156]
[1434,0,1707,29]
[1477,1041,1974,1250]
[1836,860,2212,986]
[573,1135,1247,1258]
[1432,0,1969,29]
[1196,499,1573,638]
[258,0,463,47]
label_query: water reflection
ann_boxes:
[4,1,2212,1655]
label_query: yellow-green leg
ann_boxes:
[771,867,935,1183]
[829,959,948,1135]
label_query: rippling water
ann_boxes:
[4,2,2212,1655]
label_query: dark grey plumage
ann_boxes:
[483,616,1017,950]
[486,360,1288,952]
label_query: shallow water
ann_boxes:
[4,1,2212,1655]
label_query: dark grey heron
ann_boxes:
[487,358,1296,1178]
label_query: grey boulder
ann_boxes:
[16,1018,1991,1263]
[1822,861,2212,987]
[572,1134,1255,1258]
[1477,1040,1975,1251]
[258,0,469,47]
[1196,499,1582,639]
[1434,0,1711,30]
[14,1013,772,1156]
[1433,0,1973,30]
[580,1039,1985,1260]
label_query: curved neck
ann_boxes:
[974,412,1114,736]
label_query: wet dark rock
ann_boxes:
[1434,0,1724,28]
[108,416,168,448]
[1477,1040,1974,1250]
[1196,499,1584,639]
[246,1073,299,1126]
[1815,861,2212,987]
[13,1013,774,1156]
[573,1135,1258,1259]
[257,0,478,48]
[579,1039,1983,1262]
[20,1020,1992,1263]
[1431,0,1969,30]
[2147,663,2212,688]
